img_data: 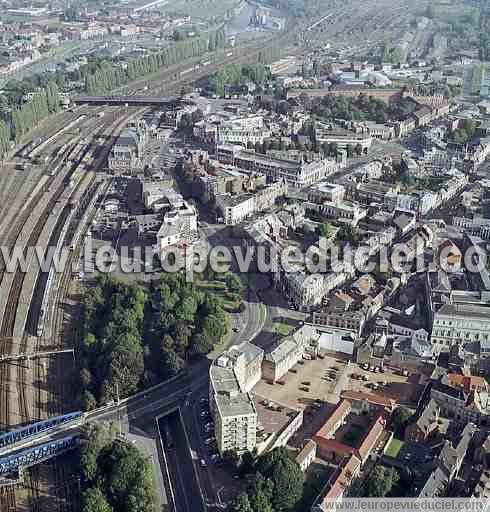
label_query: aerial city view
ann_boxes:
[1,0,490,511]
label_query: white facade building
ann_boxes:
[209,343,264,454]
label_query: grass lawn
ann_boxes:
[220,293,241,312]
[196,280,226,291]
[385,438,404,458]
[162,0,242,20]
[273,322,294,336]
[196,280,242,312]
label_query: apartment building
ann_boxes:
[312,297,366,338]
[215,179,288,225]
[314,126,373,153]
[156,201,198,254]
[430,303,490,354]
[142,180,177,211]
[430,374,490,427]
[209,343,264,454]
[194,115,270,147]
[262,325,318,383]
[217,145,337,189]
[307,182,345,204]
[453,216,490,240]
[283,271,350,311]
[199,166,266,203]
[216,193,255,225]
[307,199,368,226]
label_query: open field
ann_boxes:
[162,0,243,20]
[385,438,404,458]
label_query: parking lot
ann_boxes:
[253,350,425,415]
[343,362,424,405]
[253,352,351,411]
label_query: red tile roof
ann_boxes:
[315,400,351,440]
[447,374,488,393]
[341,390,395,410]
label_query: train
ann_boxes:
[18,138,43,159]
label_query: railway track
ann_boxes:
[0,486,16,512]
[0,112,133,429]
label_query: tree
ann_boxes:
[223,449,240,467]
[253,447,304,511]
[336,224,358,243]
[250,489,274,512]
[365,465,399,497]
[239,450,257,476]
[104,441,156,512]
[81,390,97,411]
[232,493,254,512]
[225,273,243,294]
[389,406,413,436]
[316,223,333,240]
[82,487,113,512]
[269,455,304,510]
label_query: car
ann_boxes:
[233,327,239,332]
[200,397,208,403]
[200,459,207,468]
[200,411,209,417]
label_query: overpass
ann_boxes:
[72,95,181,108]
[0,368,207,478]
[0,436,77,476]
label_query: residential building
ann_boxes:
[312,455,361,509]
[315,125,373,152]
[357,332,388,369]
[215,179,288,225]
[209,342,264,454]
[194,115,271,147]
[306,199,368,226]
[262,325,318,383]
[156,201,198,254]
[142,181,178,211]
[216,193,255,225]
[430,303,490,354]
[453,216,490,240]
[430,374,490,426]
[295,440,317,472]
[308,182,345,204]
[312,300,366,338]
[417,424,476,497]
[313,397,388,465]
[405,399,440,443]
[217,146,337,189]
